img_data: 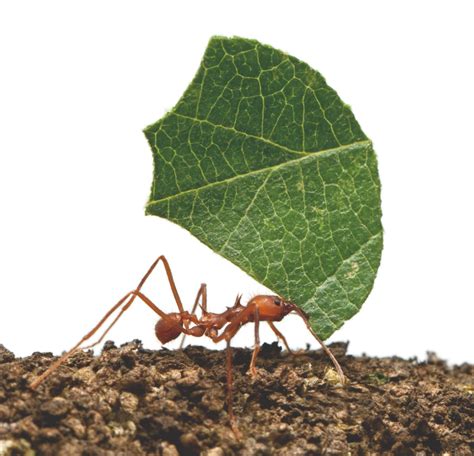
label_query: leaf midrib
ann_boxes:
[170,112,311,156]
[146,139,371,208]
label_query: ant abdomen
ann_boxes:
[155,313,182,344]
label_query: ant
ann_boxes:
[30,255,345,435]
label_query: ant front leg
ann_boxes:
[267,322,310,357]
[248,307,260,377]
[211,303,263,377]
[225,339,241,438]
[267,321,294,354]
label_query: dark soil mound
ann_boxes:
[0,341,472,455]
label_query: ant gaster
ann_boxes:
[30,255,345,435]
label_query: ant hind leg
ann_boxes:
[30,289,168,389]
[82,255,187,351]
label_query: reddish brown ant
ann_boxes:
[30,255,345,435]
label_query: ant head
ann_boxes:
[271,296,298,316]
[281,299,311,320]
[247,295,296,319]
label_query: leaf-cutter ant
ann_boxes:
[30,255,345,435]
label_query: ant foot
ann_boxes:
[231,421,242,440]
[247,367,259,379]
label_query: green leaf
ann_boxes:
[144,36,383,340]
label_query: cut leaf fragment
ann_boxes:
[144,36,383,339]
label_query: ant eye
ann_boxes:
[274,297,281,306]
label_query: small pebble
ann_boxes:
[0,405,10,421]
[166,369,182,381]
[120,392,139,414]
[206,448,225,456]
[324,368,344,386]
[201,392,224,413]
[126,420,136,434]
[40,397,70,418]
[0,439,33,454]
[39,427,61,441]
[177,368,200,387]
[72,367,96,384]
[14,416,39,439]
[0,345,14,364]
[63,417,86,439]
[161,443,179,456]
[180,432,200,451]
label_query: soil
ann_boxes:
[0,341,472,456]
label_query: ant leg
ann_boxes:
[178,283,207,349]
[31,255,188,389]
[197,283,208,313]
[267,321,294,354]
[226,339,241,438]
[268,322,311,357]
[81,290,168,351]
[209,303,256,345]
[30,290,168,389]
[80,255,187,351]
[293,308,346,385]
[248,307,260,377]
[141,255,186,313]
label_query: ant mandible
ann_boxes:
[30,255,345,435]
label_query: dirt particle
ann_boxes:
[177,368,201,388]
[118,367,150,395]
[270,423,294,446]
[0,406,9,422]
[38,427,61,442]
[126,420,137,433]
[0,346,14,364]
[13,416,39,439]
[322,425,349,454]
[72,366,96,385]
[0,438,34,456]
[161,442,179,456]
[39,397,70,419]
[63,416,86,439]
[180,431,201,453]
[103,387,119,407]
[323,367,343,386]
[120,391,139,414]
[56,440,83,456]
[201,391,224,413]
[87,423,111,445]
[166,369,183,381]
[204,447,225,456]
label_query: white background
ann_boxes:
[1,1,473,364]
